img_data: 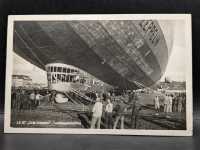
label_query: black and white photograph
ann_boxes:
[4,14,192,136]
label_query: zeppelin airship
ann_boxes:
[13,20,173,91]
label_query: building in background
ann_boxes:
[12,75,32,88]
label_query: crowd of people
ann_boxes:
[11,88,44,111]
[154,93,186,114]
[11,87,186,129]
[11,88,137,129]
[90,92,138,129]
[90,91,186,129]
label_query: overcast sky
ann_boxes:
[13,20,187,84]
[159,20,186,82]
[13,54,47,84]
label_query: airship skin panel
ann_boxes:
[14,21,138,89]
[134,20,169,74]
[68,22,146,80]
[99,20,163,81]
[13,20,169,89]
[36,22,138,88]
[67,21,163,85]
[14,32,45,70]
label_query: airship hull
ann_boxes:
[13,20,171,89]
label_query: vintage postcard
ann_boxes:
[4,14,192,136]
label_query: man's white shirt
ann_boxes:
[105,103,113,113]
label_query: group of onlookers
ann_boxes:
[90,92,136,129]
[163,94,173,113]
[11,89,43,111]
[154,93,186,113]
[11,88,186,129]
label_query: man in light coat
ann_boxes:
[90,97,103,129]
[168,95,173,113]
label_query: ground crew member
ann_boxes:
[154,95,160,113]
[105,99,113,129]
[90,97,103,129]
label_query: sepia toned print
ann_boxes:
[4,14,192,136]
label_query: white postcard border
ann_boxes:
[4,14,193,136]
